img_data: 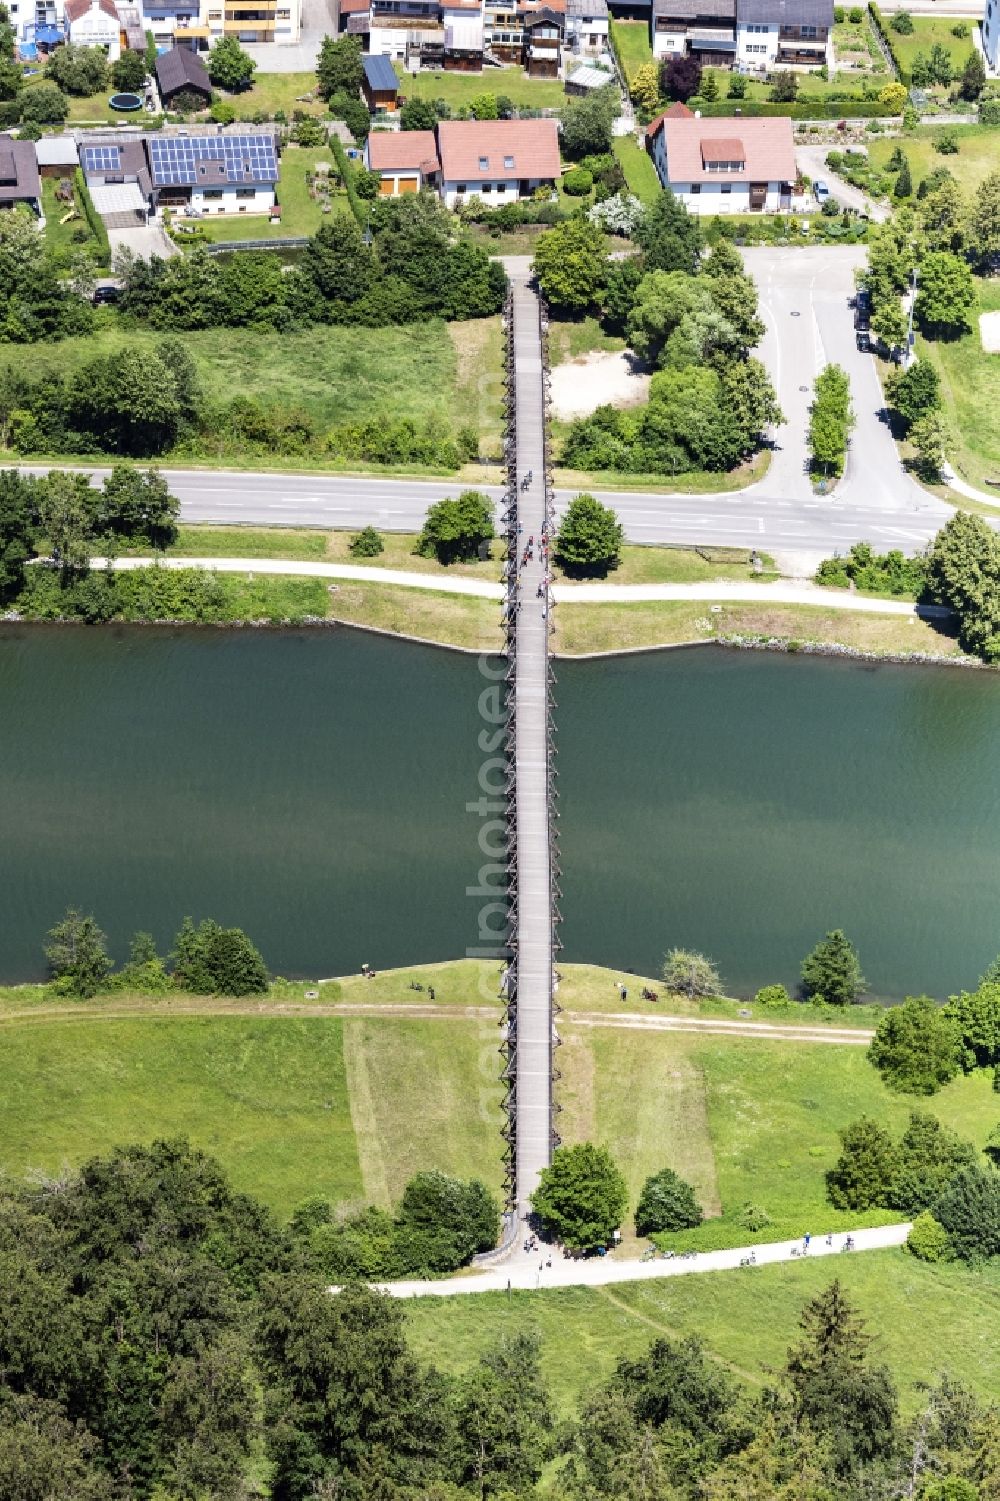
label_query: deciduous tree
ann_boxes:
[317,32,363,98]
[826,1116,899,1209]
[554,492,623,573]
[868,995,961,1095]
[417,490,493,564]
[915,250,975,334]
[531,1142,628,1251]
[661,947,721,1000]
[532,218,608,312]
[634,1167,703,1235]
[208,35,256,91]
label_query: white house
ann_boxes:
[145,132,279,217]
[65,0,121,57]
[565,0,608,54]
[735,0,832,70]
[435,118,560,208]
[652,0,735,62]
[648,113,797,213]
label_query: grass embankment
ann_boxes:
[392,65,566,111]
[868,124,1000,195]
[404,1253,1000,1414]
[0,316,504,465]
[1,960,996,1245]
[915,277,1000,493]
[612,135,662,208]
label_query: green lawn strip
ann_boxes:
[0,1015,362,1217]
[916,278,1000,491]
[868,125,1000,195]
[326,579,504,652]
[392,64,566,110]
[553,451,770,494]
[403,1254,1000,1414]
[610,18,654,81]
[41,176,98,261]
[612,135,662,208]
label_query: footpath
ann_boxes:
[105,558,945,618]
[379,1223,912,1299]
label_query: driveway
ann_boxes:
[107,221,177,260]
[795,144,889,223]
[740,246,949,536]
[242,0,331,72]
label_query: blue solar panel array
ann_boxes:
[81,144,122,175]
[147,134,278,187]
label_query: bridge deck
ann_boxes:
[510,272,555,1223]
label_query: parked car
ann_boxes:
[93,285,121,306]
[854,287,871,332]
[813,180,831,204]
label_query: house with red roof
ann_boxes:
[364,118,561,208]
[364,129,440,195]
[647,112,797,214]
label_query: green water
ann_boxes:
[0,628,998,997]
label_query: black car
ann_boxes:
[93,285,122,306]
[854,287,871,332]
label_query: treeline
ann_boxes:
[4,1134,1000,1500]
[534,209,782,477]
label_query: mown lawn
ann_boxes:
[0,317,503,455]
[58,70,324,123]
[393,64,566,110]
[868,124,1000,195]
[190,144,350,241]
[885,15,979,80]
[404,1252,1000,1414]
[0,1016,362,1217]
[918,276,1000,491]
[612,134,662,207]
[611,17,653,82]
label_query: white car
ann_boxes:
[814,180,831,204]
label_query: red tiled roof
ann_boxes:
[660,115,794,183]
[338,0,370,14]
[644,100,692,141]
[436,118,560,182]
[367,129,438,172]
[65,0,117,20]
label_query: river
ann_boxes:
[0,626,997,998]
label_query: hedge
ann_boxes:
[693,98,901,119]
[331,135,366,229]
[869,1,908,83]
[74,166,111,268]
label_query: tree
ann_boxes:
[554,493,623,574]
[629,61,660,113]
[928,41,953,84]
[531,1142,628,1251]
[0,1394,113,1501]
[396,1170,499,1268]
[801,928,865,1005]
[894,154,912,198]
[888,1109,977,1216]
[454,1334,553,1496]
[532,218,608,312]
[959,48,986,99]
[45,43,108,96]
[807,365,855,478]
[634,189,703,275]
[722,358,784,454]
[69,346,184,457]
[0,469,37,598]
[933,1163,1000,1260]
[18,80,68,124]
[316,32,363,99]
[926,510,1000,660]
[218,249,287,327]
[400,96,437,131]
[44,907,113,998]
[700,69,719,101]
[892,8,914,30]
[910,408,952,482]
[417,490,493,564]
[868,995,962,1095]
[880,80,909,112]
[36,471,93,576]
[662,52,702,102]
[327,86,370,141]
[349,525,384,557]
[785,1280,898,1473]
[661,947,721,1000]
[171,917,268,995]
[826,1116,899,1209]
[469,90,498,119]
[885,358,941,430]
[906,1209,953,1262]
[96,465,179,549]
[769,70,798,103]
[634,1167,702,1235]
[112,48,148,92]
[0,55,21,102]
[968,170,1000,271]
[728,72,748,99]
[915,251,975,334]
[560,88,617,160]
[208,35,256,91]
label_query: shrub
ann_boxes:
[868,996,962,1095]
[561,166,593,197]
[848,3,863,18]
[935,129,959,155]
[532,1142,628,1251]
[952,20,970,36]
[891,9,913,31]
[739,1202,772,1231]
[754,983,791,1008]
[827,1116,899,1210]
[834,4,845,18]
[417,490,493,564]
[211,99,236,124]
[554,492,623,574]
[171,916,268,995]
[635,1168,703,1235]
[349,525,384,557]
[980,98,1000,125]
[907,1211,953,1262]
[662,948,722,1000]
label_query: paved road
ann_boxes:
[794,145,889,223]
[376,1222,912,1298]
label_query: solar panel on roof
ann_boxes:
[146,132,277,187]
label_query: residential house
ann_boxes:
[362,52,400,108]
[0,134,42,215]
[735,0,833,69]
[647,112,796,212]
[367,0,445,60]
[143,130,279,215]
[652,0,735,62]
[80,136,153,223]
[565,0,608,56]
[154,42,212,104]
[64,0,121,56]
[364,127,439,192]
[523,5,562,72]
[483,0,563,68]
[436,116,559,206]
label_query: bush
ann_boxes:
[935,129,959,155]
[171,916,268,995]
[739,1202,772,1231]
[18,79,68,124]
[814,541,927,597]
[980,98,1000,125]
[754,983,791,1008]
[848,3,863,18]
[891,9,913,31]
[827,1116,899,1210]
[211,99,236,125]
[662,948,721,1000]
[868,996,962,1095]
[561,166,593,197]
[907,1211,953,1262]
[834,4,845,18]
[635,1168,703,1236]
[349,525,384,557]
[933,1164,1000,1261]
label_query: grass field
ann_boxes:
[393,64,566,111]
[868,125,1000,195]
[613,135,662,207]
[404,1252,1000,1413]
[55,70,323,124]
[919,277,1000,491]
[1,316,504,461]
[884,15,978,81]
[611,18,654,82]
